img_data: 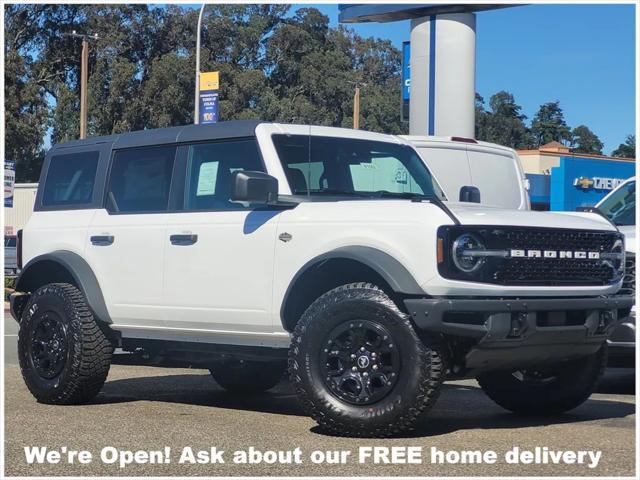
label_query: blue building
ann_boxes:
[519,142,635,211]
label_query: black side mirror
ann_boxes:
[231,171,278,204]
[459,185,481,203]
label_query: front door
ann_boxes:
[161,138,280,334]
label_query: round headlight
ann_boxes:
[452,233,486,273]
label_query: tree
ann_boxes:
[474,91,533,149]
[474,93,490,141]
[5,4,409,182]
[4,5,50,182]
[530,101,572,146]
[570,125,603,154]
[611,135,636,158]
[486,91,533,148]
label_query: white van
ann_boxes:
[404,136,530,210]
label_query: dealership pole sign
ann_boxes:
[199,71,219,124]
[401,41,410,122]
[4,160,15,207]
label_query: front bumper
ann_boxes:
[404,295,634,374]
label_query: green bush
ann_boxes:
[4,276,15,302]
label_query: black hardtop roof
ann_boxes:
[50,120,262,152]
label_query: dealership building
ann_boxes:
[520,142,635,211]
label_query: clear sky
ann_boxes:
[301,3,636,154]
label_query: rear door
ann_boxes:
[85,144,179,329]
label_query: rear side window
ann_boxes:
[42,151,99,206]
[107,146,176,213]
[5,237,16,247]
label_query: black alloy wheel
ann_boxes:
[320,320,400,405]
[27,312,69,379]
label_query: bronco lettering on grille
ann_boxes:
[510,249,600,259]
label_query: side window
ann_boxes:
[184,138,264,210]
[107,145,176,213]
[42,151,99,206]
[272,135,322,193]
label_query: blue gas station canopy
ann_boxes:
[338,4,514,23]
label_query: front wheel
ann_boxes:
[289,283,445,437]
[18,283,113,404]
[477,346,607,415]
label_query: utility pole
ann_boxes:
[194,4,206,124]
[351,82,366,129]
[353,85,360,129]
[65,31,99,139]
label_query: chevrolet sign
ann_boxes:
[573,176,625,191]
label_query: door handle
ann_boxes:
[90,235,114,246]
[170,234,198,246]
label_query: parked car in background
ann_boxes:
[596,177,636,367]
[4,235,18,275]
[404,135,530,210]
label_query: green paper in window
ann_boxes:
[196,161,219,196]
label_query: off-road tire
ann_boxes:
[477,345,607,415]
[289,283,444,437]
[18,283,113,404]
[210,360,286,393]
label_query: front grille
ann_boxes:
[494,229,619,252]
[491,229,621,286]
[439,226,624,287]
[618,253,635,296]
[496,258,614,285]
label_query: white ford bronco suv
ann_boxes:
[10,121,633,437]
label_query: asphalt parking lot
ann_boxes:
[4,312,636,477]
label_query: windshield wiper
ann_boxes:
[370,190,433,201]
[291,188,369,197]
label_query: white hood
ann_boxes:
[445,202,617,231]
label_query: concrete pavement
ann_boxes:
[3,310,636,477]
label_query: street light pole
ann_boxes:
[64,31,98,139]
[194,4,206,125]
[80,37,89,138]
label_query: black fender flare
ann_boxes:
[16,251,112,324]
[280,246,425,327]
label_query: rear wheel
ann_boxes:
[477,346,607,415]
[289,283,445,437]
[18,283,113,404]
[209,360,286,393]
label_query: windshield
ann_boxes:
[272,134,445,201]
[598,180,635,226]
